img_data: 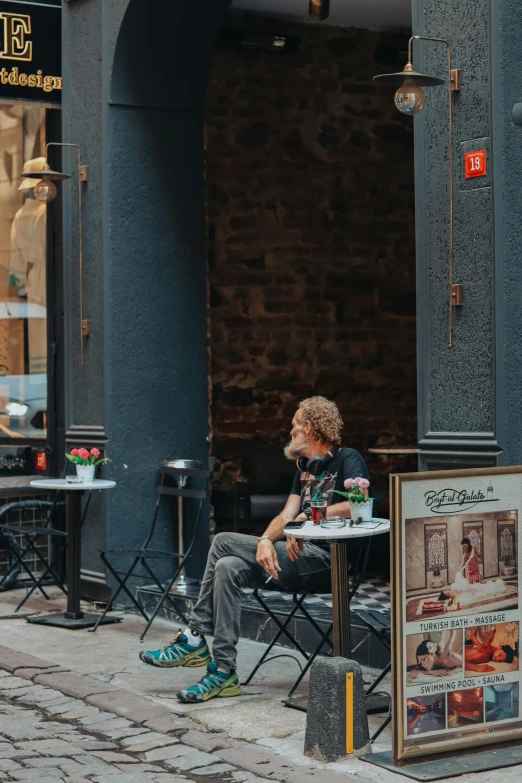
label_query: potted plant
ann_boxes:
[66,447,109,483]
[333,477,373,523]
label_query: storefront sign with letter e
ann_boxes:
[0,1,61,104]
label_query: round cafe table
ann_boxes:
[28,479,117,629]
[283,518,390,657]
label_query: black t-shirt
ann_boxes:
[290,447,370,517]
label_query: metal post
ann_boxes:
[162,459,204,592]
[330,540,351,657]
[176,493,187,587]
[174,471,194,590]
[65,490,83,619]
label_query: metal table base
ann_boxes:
[27,481,118,630]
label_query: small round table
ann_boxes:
[29,479,117,630]
[283,518,390,657]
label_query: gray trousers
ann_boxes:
[189,532,331,670]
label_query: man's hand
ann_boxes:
[256,539,282,580]
[285,511,307,561]
[286,535,303,562]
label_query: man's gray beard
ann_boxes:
[284,435,307,461]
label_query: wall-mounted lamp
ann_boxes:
[309,0,329,22]
[22,142,89,365]
[374,37,461,348]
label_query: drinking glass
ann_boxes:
[311,497,327,525]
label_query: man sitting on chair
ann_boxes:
[139,396,370,703]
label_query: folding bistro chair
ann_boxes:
[243,534,374,697]
[92,461,210,640]
[354,607,392,740]
[0,498,68,612]
[242,587,333,697]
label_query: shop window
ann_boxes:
[0,104,48,439]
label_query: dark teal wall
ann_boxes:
[412,0,502,469]
[62,0,106,572]
[62,0,231,582]
[493,0,522,469]
[413,0,522,471]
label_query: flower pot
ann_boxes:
[349,499,373,524]
[76,464,95,483]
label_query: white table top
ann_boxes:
[30,479,116,491]
[283,518,390,540]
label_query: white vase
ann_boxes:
[76,464,95,483]
[349,499,373,524]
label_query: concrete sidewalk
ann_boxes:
[0,587,518,783]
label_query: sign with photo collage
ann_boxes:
[391,467,522,760]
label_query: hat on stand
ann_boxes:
[18,156,46,190]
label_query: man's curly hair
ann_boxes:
[298,396,343,443]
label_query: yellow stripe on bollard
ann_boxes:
[346,672,354,754]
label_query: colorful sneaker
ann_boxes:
[176,661,241,703]
[139,631,211,669]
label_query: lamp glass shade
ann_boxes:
[394,78,426,115]
[309,0,329,20]
[34,178,57,203]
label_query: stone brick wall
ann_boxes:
[205,16,417,510]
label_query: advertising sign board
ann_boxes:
[391,467,522,760]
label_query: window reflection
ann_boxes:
[0,104,47,438]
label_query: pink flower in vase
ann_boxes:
[79,448,90,460]
[344,477,370,490]
[71,448,80,456]
[90,448,100,458]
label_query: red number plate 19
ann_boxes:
[464,150,487,178]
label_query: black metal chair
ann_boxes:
[354,608,392,740]
[242,587,333,697]
[0,498,68,612]
[243,535,374,697]
[92,461,210,640]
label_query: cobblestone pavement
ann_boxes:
[0,635,359,783]
[0,670,269,783]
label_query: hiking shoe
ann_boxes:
[176,661,241,703]
[139,630,211,668]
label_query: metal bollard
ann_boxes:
[304,657,371,762]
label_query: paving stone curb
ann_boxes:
[0,647,60,674]
[0,645,364,783]
[33,673,119,700]
[16,667,69,681]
